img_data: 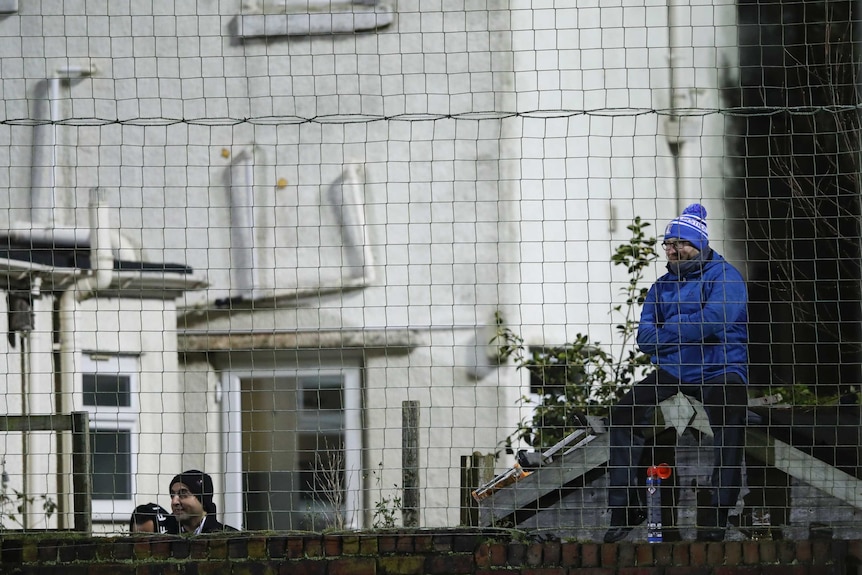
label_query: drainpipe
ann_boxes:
[57,188,113,528]
[330,163,374,283]
[30,65,96,226]
[229,149,259,300]
[666,0,696,212]
[17,277,37,529]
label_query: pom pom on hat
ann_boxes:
[664,203,709,251]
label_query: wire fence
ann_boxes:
[0,0,859,541]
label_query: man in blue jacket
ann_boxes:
[603,204,748,543]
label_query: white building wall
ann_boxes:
[68,297,184,531]
[507,0,738,350]
[0,0,739,528]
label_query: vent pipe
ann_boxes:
[30,65,96,226]
[229,149,259,299]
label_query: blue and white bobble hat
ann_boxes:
[664,203,709,252]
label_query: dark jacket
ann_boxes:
[636,249,748,383]
[194,514,239,534]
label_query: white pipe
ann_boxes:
[20,332,30,529]
[229,149,259,299]
[331,164,374,283]
[29,65,96,226]
[29,80,57,225]
[72,188,113,301]
[6,227,90,247]
[3,227,141,263]
[57,188,112,527]
[667,0,697,212]
[20,275,45,528]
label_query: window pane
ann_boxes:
[300,376,343,411]
[298,432,344,501]
[83,374,131,407]
[90,430,132,500]
[241,372,353,530]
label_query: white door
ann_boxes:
[221,363,362,530]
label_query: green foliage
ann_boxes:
[762,384,858,406]
[0,461,57,530]
[371,462,402,529]
[494,217,659,449]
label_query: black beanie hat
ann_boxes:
[130,502,178,533]
[170,470,217,514]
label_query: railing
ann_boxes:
[0,412,91,533]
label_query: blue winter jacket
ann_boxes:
[636,250,748,384]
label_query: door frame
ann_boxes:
[220,361,363,530]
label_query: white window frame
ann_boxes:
[78,354,139,522]
[221,362,363,530]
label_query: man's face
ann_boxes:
[662,238,699,262]
[170,482,205,524]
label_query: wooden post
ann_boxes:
[71,411,92,533]
[402,400,420,527]
[460,452,496,526]
[0,412,92,532]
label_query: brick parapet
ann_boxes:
[0,530,853,574]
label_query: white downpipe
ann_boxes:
[333,164,375,283]
[667,0,702,210]
[30,65,96,227]
[229,149,259,300]
[20,277,42,529]
[29,79,59,226]
[19,332,31,529]
[57,188,113,527]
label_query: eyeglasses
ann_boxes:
[661,240,691,251]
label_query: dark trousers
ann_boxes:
[607,369,748,509]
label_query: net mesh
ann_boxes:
[0,0,858,541]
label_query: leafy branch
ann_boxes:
[0,460,57,530]
[494,217,658,449]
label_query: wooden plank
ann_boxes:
[0,414,75,432]
[71,411,92,533]
[0,412,92,532]
[747,430,862,511]
[401,400,420,527]
[478,394,790,527]
[480,433,609,526]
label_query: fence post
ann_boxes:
[71,411,92,533]
[460,452,496,526]
[402,400,420,527]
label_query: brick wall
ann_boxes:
[1,529,858,574]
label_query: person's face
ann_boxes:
[662,238,699,262]
[170,482,205,524]
[132,519,156,533]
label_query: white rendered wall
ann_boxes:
[0,0,738,528]
[507,0,737,349]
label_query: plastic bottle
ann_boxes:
[646,463,672,543]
